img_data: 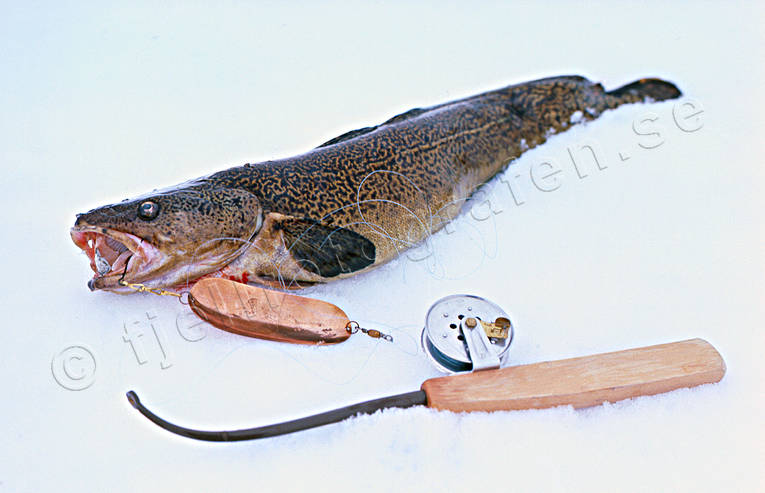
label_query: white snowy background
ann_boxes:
[2,2,763,492]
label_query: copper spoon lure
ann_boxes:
[118,277,392,344]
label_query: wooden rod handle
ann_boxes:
[421,338,725,412]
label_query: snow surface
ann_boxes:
[2,2,764,492]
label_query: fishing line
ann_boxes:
[356,169,434,241]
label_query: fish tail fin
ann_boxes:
[606,77,682,103]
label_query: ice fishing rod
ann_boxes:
[127,337,725,442]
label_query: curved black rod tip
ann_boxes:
[123,389,427,442]
[126,390,140,409]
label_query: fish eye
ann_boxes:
[138,201,160,220]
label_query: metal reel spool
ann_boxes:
[421,294,514,374]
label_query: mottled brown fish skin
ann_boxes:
[72,75,681,291]
[213,75,680,283]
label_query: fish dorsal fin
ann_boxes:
[277,216,376,278]
[381,107,427,125]
[317,126,377,148]
[316,107,428,148]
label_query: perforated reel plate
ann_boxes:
[421,294,514,373]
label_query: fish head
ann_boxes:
[71,182,263,293]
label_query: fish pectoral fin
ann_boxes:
[277,217,376,278]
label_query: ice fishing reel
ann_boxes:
[421,294,514,373]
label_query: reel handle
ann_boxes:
[421,338,725,412]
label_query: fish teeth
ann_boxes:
[94,248,112,276]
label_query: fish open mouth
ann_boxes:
[71,227,162,291]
